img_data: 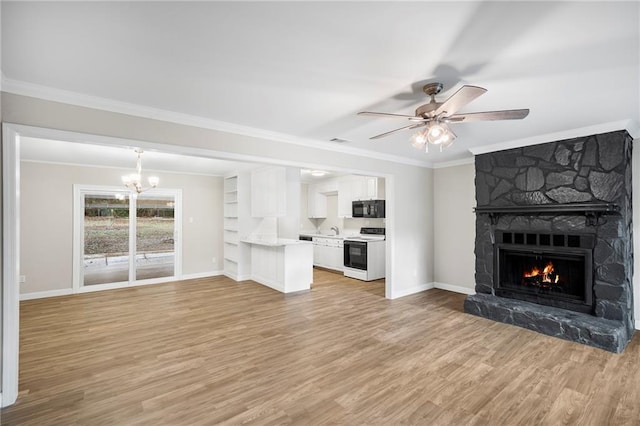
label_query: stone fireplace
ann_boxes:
[464,130,634,353]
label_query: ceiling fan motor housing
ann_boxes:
[415,102,440,119]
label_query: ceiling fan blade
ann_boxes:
[358,111,417,119]
[448,109,530,122]
[434,85,487,116]
[370,124,422,140]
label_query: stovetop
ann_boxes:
[345,227,386,242]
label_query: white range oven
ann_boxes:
[343,227,385,281]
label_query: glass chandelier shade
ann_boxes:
[122,149,159,194]
[410,121,456,153]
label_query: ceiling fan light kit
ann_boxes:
[358,82,529,154]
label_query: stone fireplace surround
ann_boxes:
[464,130,634,353]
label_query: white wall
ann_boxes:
[19,161,223,295]
[299,183,316,232]
[433,163,476,293]
[2,93,435,298]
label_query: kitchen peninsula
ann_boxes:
[241,238,313,293]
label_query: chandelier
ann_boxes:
[121,149,159,194]
[409,120,456,153]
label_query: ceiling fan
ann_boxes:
[358,82,529,153]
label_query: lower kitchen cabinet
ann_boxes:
[247,240,313,293]
[312,237,344,272]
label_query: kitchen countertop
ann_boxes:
[242,238,312,247]
[299,232,357,240]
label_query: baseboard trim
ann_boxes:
[181,270,223,280]
[20,288,73,301]
[390,282,435,299]
[433,282,476,295]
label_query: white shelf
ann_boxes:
[224,203,238,217]
[223,173,256,281]
[224,176,238,193]
[224,217,238,231]
[224,230,239,244]
[224,242,238,262]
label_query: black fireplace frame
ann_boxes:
[493,230,595,314]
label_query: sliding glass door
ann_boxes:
[83,193,131,286]
[135,194,176,280]
[74,186,181,291]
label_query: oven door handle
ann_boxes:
[346,241,367,248]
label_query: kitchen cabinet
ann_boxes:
[307,183,327,218]
[352,176,385,201]
[330,241,344,271]
[317,177,339,194]
[338,177,354,218]
[247,240,313,293]
[251,166,286,217]
[338,176,385,217]
[312,237,344,272]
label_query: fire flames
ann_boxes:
[523,262,560,285]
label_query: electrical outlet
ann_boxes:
[212,257,217,264]
[19,275,26,283]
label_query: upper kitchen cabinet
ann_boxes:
[337,175,385,218]
[251,166,287,217]
[307,183,327,218]
[353,176,385,201]
[317,177,339,194]
[338,176,353,218]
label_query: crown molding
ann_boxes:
[1,76,433,169]
[431,157,475,169]
[469,119,640,156]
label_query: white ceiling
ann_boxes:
[3,2,639,166]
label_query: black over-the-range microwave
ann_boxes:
[352,199,385,218]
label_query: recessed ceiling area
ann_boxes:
[20,137,357,185]
[3,2,639,166]
[20,137,256,176]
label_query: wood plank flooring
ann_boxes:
[2,269,640,425]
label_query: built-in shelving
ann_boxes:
[223,176,240,276]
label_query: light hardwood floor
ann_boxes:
[2,269,640,425]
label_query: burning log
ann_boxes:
[522,262,560,288]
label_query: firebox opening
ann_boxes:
[494,231,594,314]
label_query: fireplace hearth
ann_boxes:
[465,130,634,353]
